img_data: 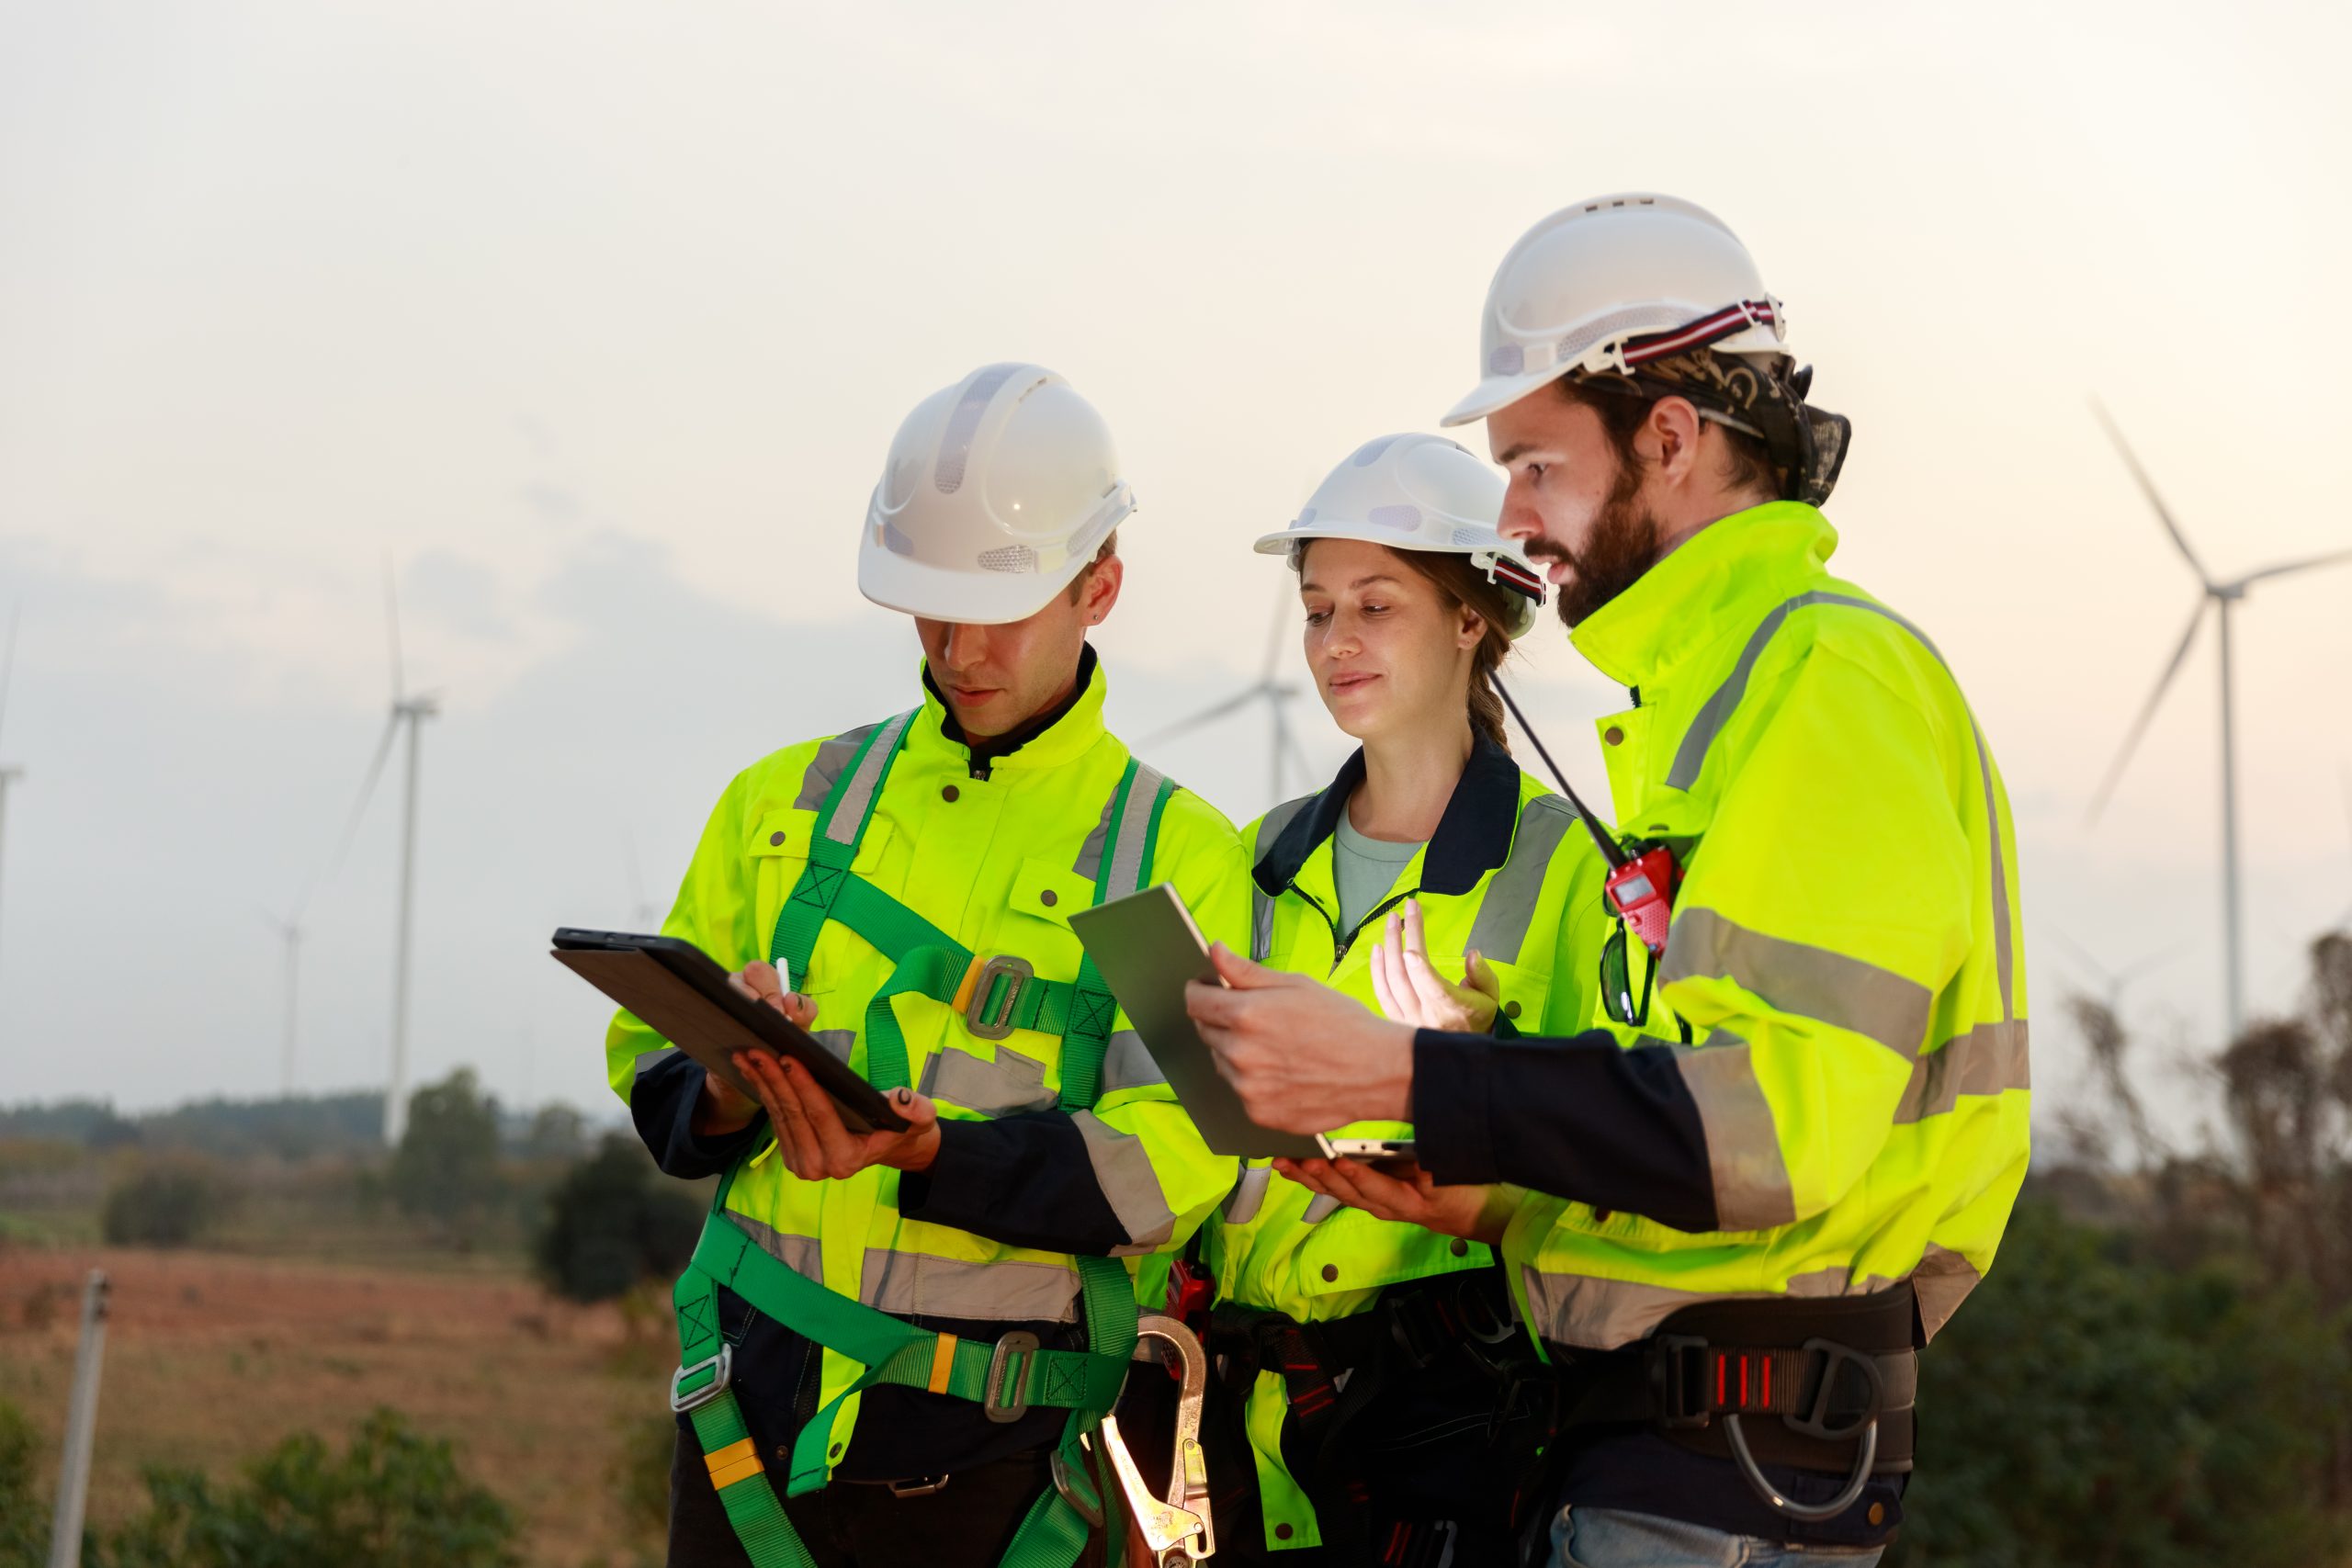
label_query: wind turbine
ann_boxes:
[1142,581,1315,804]
[2086,399,2352,1040]
[258,908,303,1094]
[321,567,439,1145]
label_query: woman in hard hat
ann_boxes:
[1198,433,1617,1565]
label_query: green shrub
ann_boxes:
[0,1397,52,1568]
[389,1069,503,1227]
[534,1134,701,1303]
[94,1407,518,1568]
[99,1156,227,1247]
[1891,1200,2352,1568]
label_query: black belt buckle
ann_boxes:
[1790,1337,1884,1443]
[1651,1334,1713,1429]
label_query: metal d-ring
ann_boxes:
[1723,1410,1879,1522]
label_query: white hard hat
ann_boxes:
[1253,433,1547,639]
[859,362,1136,625]
[1441,194,1788,428]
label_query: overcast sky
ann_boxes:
[3,1,2347,1143]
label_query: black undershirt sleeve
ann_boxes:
[629,1049,769,1180]
[1410,1028,1721,1233]
[898,1114,1130,1256]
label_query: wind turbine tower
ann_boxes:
[2086,400,2352,1040]
[382,589,438,1147]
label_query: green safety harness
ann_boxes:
[669,710,1175,1568]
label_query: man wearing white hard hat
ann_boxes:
[1198,433,1617,1563]
[607,363,1249,1568]
[1190,197,2029,1565]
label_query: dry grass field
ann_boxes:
[0,1245,672,1566]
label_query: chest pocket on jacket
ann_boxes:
[746,808,895,995]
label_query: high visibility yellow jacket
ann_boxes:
[1204,736,1613,1551]
[607,652,1249,1476]
[1411,502,2030,1351]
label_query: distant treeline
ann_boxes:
[0,1090,608,1163]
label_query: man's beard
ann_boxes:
[1526,461,1660,628]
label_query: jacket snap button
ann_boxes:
[769,830,786,846]
[1450,1238,1468,1257]
[829,1442,843,1460]
[1603,726,1625,746]
[942,784,960,803]
[1040,889,1058,908]
[1274,1524,1294,1541]
[1504,1000,1521,1019]
[1592,1208,1612,1223]
[1868,1504,1886,1527]
[1320,1264,1338,1282]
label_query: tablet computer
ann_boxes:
[550,928,907,1134]
[1066,886,1323,1160]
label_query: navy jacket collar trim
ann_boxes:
[1252,733,1523,900]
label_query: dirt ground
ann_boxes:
[0,1246,669,1566]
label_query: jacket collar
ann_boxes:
[1569,502,1838,690]
[915,644,1107,776]
[1253,731,1524,900]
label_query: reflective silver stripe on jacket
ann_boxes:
[1662,906,1930,1059]
[1076,1111,1179,1257]
[1106,763,1170,897]
[634,1045,682,1079]
[1674,1030,1797,1231]
[1663,589,2018,1022]
[1222,1163,1271,1224]
[792,721,884,812]
[1075,762,1170,890]
[1100,1030,1168,1095]
[1894,1020,2030,1123]
[1464,795,1580,965]
[1520,1258,1930,1352]
[737,1213,1083,1325]
[918,1045,1056,1117]
[1249,795,1317,963]
[822,709,918,845]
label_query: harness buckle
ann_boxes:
[965,955,1035,1041]
[669,1346,733,1414]
[983,1330,1040,1423]
[1650,1334,1712,1429]
[1789,1337,1885,1444]
[886,1474,950,1498]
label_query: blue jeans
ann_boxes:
[1549,1506,1886,1568]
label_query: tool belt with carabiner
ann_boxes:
[1552,1281,1919,1524]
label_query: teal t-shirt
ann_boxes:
[1331,807,1424,934]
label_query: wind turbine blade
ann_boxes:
[2085,600,2208,825]
[1140,685,1266,747]
[2042,925,2112,987]
[2232,545,2352,591]
[300,711,402,917]
[384,556,406,702]
[2089,398,2213,587]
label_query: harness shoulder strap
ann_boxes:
[770,709,922,986]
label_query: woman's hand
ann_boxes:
[1367,900,1501,1034]
[1272,1156,1514,1246]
